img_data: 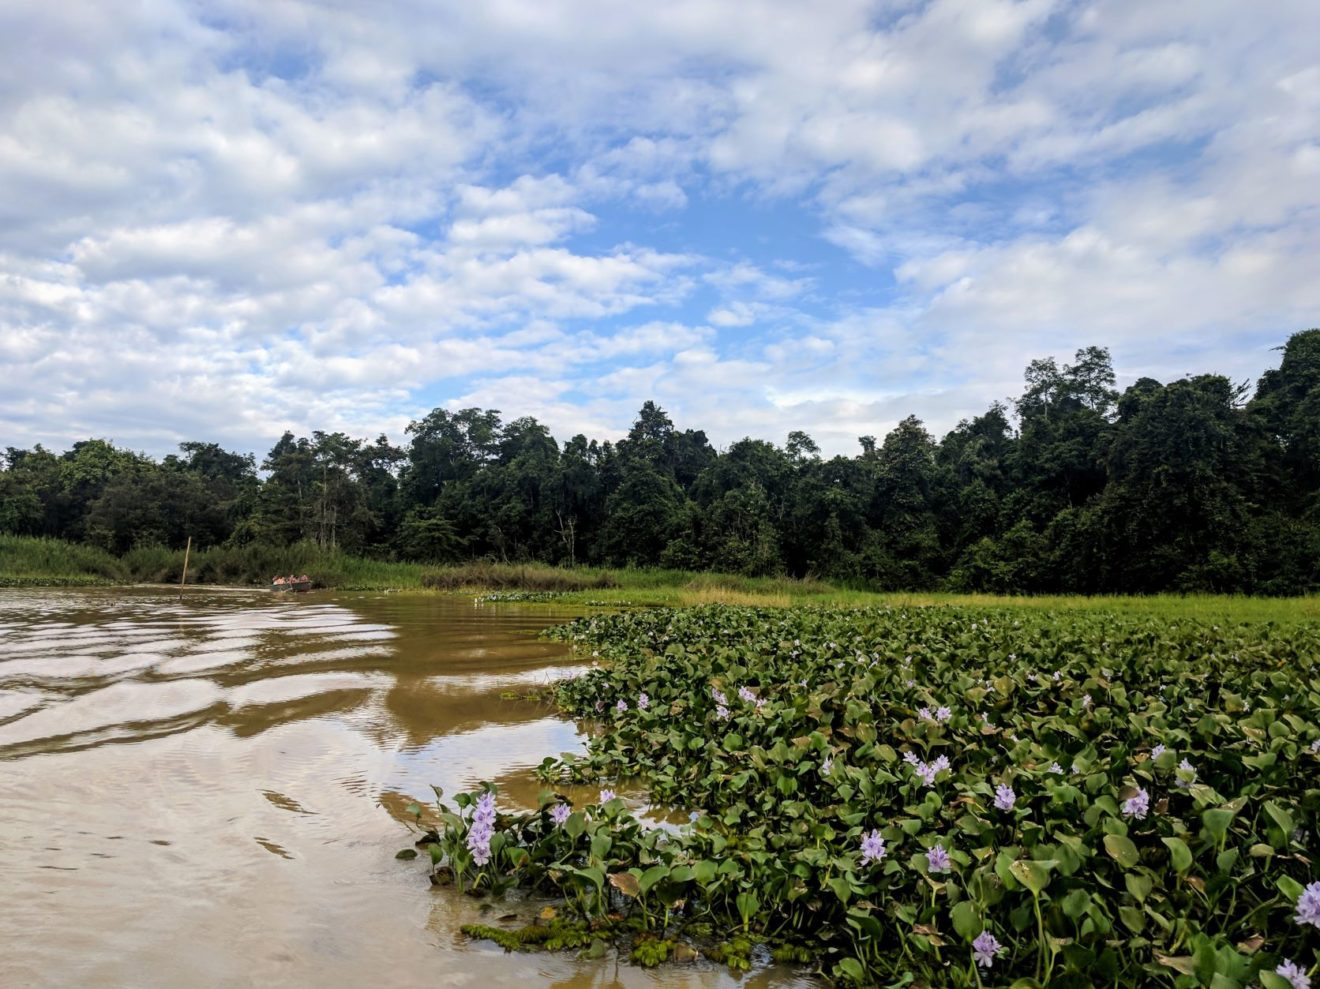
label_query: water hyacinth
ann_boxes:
[1175,758,1197,788]
[860,829,886,866]
[821,755,833,774]
[737,686,756,703]
[972,931,1001,969]
[616,699,628,713]
[935,705,952,722]
[715,704,730,720]
[1081,693,1092,709]
[1122,787,1150,820]
[918,706,934,722]
[549,802,571,826]
[1274,960,1310,989]
[1296,880,1320,929]
[467,791,496,866]
[1048,762,1063,774]
[1151,743,1166,759]
[637,692,649,710]
[599,789,617,803]
[926,843,951,873]
[710,687,727,706]
[993,783,1016,811]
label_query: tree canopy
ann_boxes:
[5,329,1319,594]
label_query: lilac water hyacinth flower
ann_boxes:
[1122,787,1150,820]
[715,705,730,720]
[860,829,886,866]
[972,932,1001,969]
[1151,743,1166,760]
[903,750,920,766]
[1081,693,1092,709]
[1296,880,1320,929]
[1274,959,1311,989]
[1176,758,1197,788]
[821,755,834,774]
[738,686,756,703]
[616,699,628,713]
[550,802,571,826]
[1048,762,1063,775]
[994,784,1016,811]
[599,789,617,803]
[919,707,934,722]
[711,687,727,706]
[637,692,649,710]
[926,844,951,873]
[467,791,497,866]
[936,706,952,722]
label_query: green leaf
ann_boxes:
[1103,833,1139,869]
[565,811,586,841]
[395,848,418,860]
[1202,807,1236,841]
[835,957,867,985]
[1161,836,1193,873]
[1009,858,1055,895]
[950,900,981,940]
[1263,801,1294,835]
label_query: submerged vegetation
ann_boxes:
[413,605,1320,986]
[5,330,1320,595]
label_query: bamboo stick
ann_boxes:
[180,536,192,589]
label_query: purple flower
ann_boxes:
[1275,959,1311,989]
[905,678,916,688]
[755,697,768,711]
[860,829,886,865]
[1175,758,1196,788]
[931,754,951,774]
[467,791,496,866]
[926,844,951,873]
[711,687,727,706]
[1151,743,1166,760]
[616,699,628,713]
[994,784,1016,811]
[637,692,649,710]
[599,789,617,803]
[822,755,834,774]
[972,932,1001,969]
[919,706,934,722]
[550,802,571,826]
[902,750,920,766]
[1081,693,1092,709]
[1122,787,1150,820]
[1310,738,1320,754]
[715,704,730,720]
[1296,880,1320,929]
[936,706,952,722]
[916,763,937,786]
[738,686,756,703]
[1047,762,1063,775]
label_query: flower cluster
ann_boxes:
[926,843,951,873]
[1275,959,1310,989]
[1296,880,1320,929]
[903,750,951,787]
[993,783,1016,811]
[467,791,496,866]
[972,932,1001,969]
[1122,787,1150,820]
[549,802,571,826]
[637,692,649,710]
[860,829,886,865]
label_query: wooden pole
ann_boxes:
[180,536,192,589]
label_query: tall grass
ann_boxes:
[0,535,123,585]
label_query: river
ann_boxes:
[0,587,807,988]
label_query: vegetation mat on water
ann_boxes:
[411,605,1320,986]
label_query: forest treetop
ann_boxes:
[3,329,1318,595]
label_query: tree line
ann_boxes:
[3,329,1318,594]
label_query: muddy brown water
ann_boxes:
[0,587,810,988]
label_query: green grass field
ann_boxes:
[3,534,1318,621]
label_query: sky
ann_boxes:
[2,0,1319,459]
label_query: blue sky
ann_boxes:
[2,0,1318,457]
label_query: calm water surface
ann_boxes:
[0,587,809,988]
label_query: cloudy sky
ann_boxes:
[3,0,1318,459]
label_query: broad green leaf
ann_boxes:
[1103,833,1139,869]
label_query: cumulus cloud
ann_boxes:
[1,0,1317,458]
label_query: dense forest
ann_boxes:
[3,329,1318,594]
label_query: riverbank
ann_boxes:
[3,534,1319,621]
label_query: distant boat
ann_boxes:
[270,580,312,592]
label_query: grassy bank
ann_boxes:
[3,535,1319,620]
